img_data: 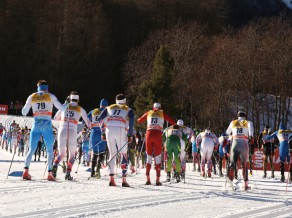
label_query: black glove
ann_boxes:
[101,133,106,141]
[128,135,133,143]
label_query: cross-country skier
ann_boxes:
[78,128,90,166]
[52,91,91,180]
[257,125,275,178]
[87,99,108,178]
[226,111,254,190]
[288,133,292,182]
[163,124,188,182]
[196,128,218,177]
[137,103,175,186]
[176,119,193,179]
[218,133,230,177]
[97,94,134,187]
[22,80,64,180]
[264,123,291,182]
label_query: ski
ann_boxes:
[225,176,236,191]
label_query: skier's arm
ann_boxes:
[22,95,32,116]
[81,108,91,128]
[257,133,263,148]
[226,122,233,135]
[137,112,148,124]
[127,109,135,136]
[196,134,202,148]
[53,109,62,121]
[87,110,93,122]
[97,108,108,122]
[248,121,254,138]
[289,133,292,150]
[163,112,175,125]
[265,132,277,141]
[51,94,64,111]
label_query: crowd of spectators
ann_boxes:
[9,101,24,115]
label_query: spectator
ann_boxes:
[9,102,14,115]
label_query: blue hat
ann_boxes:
[279,123,286,130]
[100,99,108,107]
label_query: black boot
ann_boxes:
[166,172,171,182]
[91,154,97,177]
[280,162,285,182]
[175,172,180,183]
[65,172,73,180]
[52,165,58,178]
[263,171,266,178]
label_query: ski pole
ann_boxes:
[286,161,291,193]
[107,140,129,170]
[136,137,145,173]
[75,161,80,174]
[6,149,17,179]
[42,161,48,179]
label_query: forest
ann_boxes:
[0,0,291,133]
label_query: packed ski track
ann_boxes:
[1,149,292,218]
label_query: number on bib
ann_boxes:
[236,128,243,134]
[114,109,121,115]
[37,102,45,109]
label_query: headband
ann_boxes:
[37,85,48,92]
[70,94,79,100]
[116,98,126,104]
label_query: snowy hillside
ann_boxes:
[0,149,292,218]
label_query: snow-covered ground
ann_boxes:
[0,149,292,218]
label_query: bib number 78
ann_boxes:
[236,128,243,134]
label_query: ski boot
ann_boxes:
[197,167,201,173]
[145,175,151,185]
[249,169,253,176]
[281,175,285,182]
[90,170,95,177]
[122,176,130,187]
[175,173,180,183]
[219,170,223,177]
[109,175,116,186]
[22,169,31,180]
[130,166,136,174]
[156,177,162,186]
[47,172,56,181]
[95,168,101,179]
[244,181,251,191]
[166,172,171,182]
[202,171,205,177]
[271,171,275,178]
[193,165,196,172]
[207,169,211,178]
[262,171,267,179]
[65,172,73,181]
[52,165,58,178]
[180,172,185,180]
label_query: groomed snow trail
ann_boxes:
[0,149,291,218]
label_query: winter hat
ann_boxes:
[177,119,184,126]
[153,103,161,110]
[100,99,108,107]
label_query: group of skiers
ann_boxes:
[2,80,292,191]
